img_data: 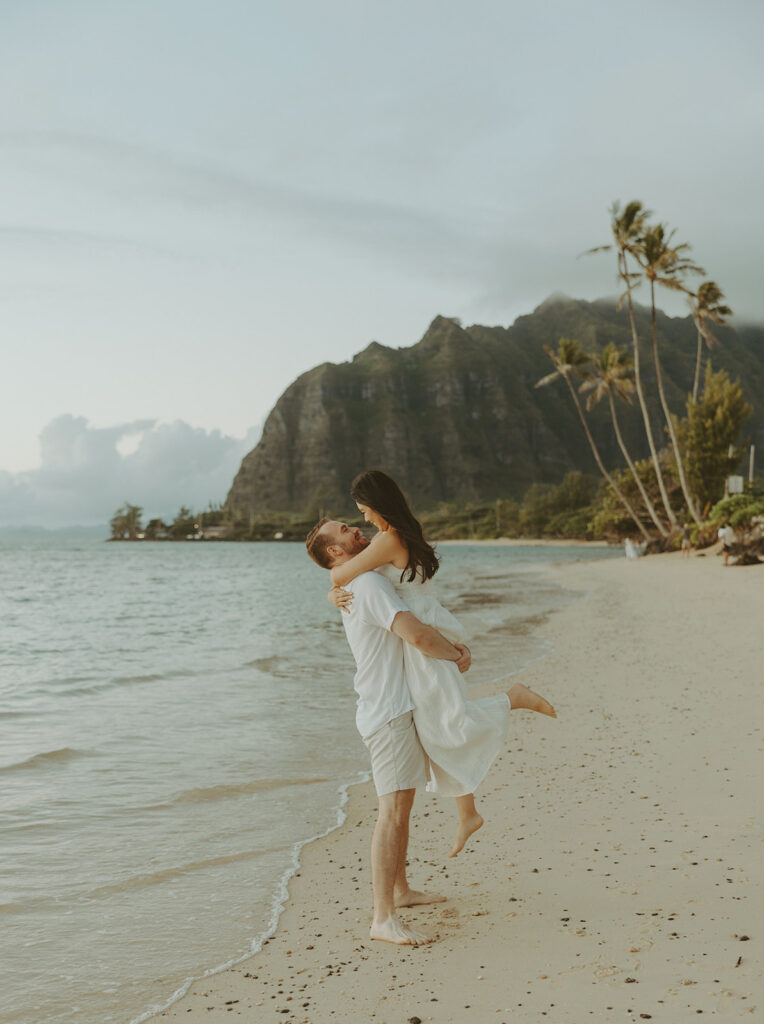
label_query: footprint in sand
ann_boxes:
[592,964,622,980]
[717,989,756,1014]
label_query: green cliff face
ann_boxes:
[226,296,764,518]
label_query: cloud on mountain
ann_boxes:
[0,415,259,528]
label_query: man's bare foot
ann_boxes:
[507,682,556,718]
[370,915,433,945]
[395,888,447,907]
[449,812,484,857]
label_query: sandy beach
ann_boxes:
[159,552,761,1023]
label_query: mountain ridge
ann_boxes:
[226,296,764,518]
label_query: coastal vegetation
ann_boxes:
[109,503,227,542]
[536,338,651,541]
[539,200,758,552]
[109,473,599,543]
[109,463,763,552]
[537,341,754,544]
[109,503,143,541]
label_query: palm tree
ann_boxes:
[584,201,679,528]
[536,338,651,541]
[579,343,668,537]
[635,223,705,525]
[689,281,732,403]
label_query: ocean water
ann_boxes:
[0,537,619,1024]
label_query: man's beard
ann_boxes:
[345,534,369,556]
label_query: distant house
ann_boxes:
[145,519,170,540]
[199,524,231,540]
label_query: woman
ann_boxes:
[329,470,556,857]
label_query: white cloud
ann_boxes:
[0,415,260,528]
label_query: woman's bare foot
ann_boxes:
[449,812,484,858]
[507,682,556,718]
[370,914,433,945]
[395,888,447,907]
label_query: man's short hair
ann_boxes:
[306,517,333,568]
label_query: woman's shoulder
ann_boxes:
[374,529,409,564]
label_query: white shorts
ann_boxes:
[363,711,428,797]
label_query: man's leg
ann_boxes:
[392,788,447,907]
[364,712,442,943]
[370,789,432,945]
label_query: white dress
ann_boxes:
[376,564,511,797]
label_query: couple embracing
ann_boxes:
[306,470,555,946]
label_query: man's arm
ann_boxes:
[391,611,471,673]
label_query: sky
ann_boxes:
[1,0,762,525]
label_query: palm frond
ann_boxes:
[708,305,732,323]
[535,369,560,389]
[656,276,691,293]
[612,380,634,403]
[611,199,652,240]
[584,391,599,412]
[694,281,732,328]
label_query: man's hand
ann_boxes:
[454,643,471,674]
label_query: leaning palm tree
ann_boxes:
[689,280,732,403]
[536,337,651,541]
[584,200,678,528]
[579,343,668,537]
[635,223,705,525]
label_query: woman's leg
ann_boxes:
[447,687,555,857]
[450,793,484,858]
[506,682,556,717]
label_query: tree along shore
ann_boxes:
[108,473,764,560]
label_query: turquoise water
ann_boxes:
[0,538,618,1024]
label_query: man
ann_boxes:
[306,518,470,946]
[681,522,692,558]
[718,521,736,566]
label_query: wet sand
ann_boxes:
[159,552,762,1023]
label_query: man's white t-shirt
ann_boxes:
[719,525,735,545]
[340,571,413,740]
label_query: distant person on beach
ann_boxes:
[624,537,639,559]
[681,523,692,558]
[718,521,736,566]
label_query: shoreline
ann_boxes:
[159,553,761,1023]
[130,771,371,1024]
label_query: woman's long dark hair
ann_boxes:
[350,470,439,583]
